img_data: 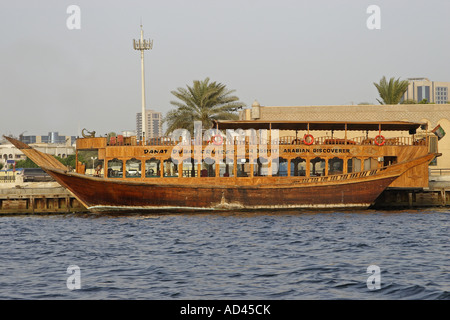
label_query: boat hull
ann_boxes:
[44,167,399,213]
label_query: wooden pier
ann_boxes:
[0,182,86,214]
[372,187,449,209]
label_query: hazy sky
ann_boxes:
[1,0,450,137]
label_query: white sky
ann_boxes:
[1,0,449,137]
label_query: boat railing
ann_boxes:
[349,136,422,146]
[277,135,425,146]
[291,167,386,184]
[141,134,428,147]
[146,137,177,146]
[172,165,387,183]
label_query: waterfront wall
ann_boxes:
[0,182,86,214]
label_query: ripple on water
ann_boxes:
[0,209,448,299]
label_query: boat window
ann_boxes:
[291,157,306,177]
[163,159,178,178]
[328,157,343,175]
[125,158,142,178]
[219,158,234,177]
[383,156,397,167]
[92,159,104,177]
[182,157,197,177]
[145,158,161,178]
[310,157,326,176]
[273,157,288,176]
[77,149,100,176]
[254,157,269,176]
[201,158,216,177]
[237,157,251,177]
[347,157,362,173]
[364,157,379,171]
[107,158,123,178]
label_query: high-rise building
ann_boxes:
[402,78,450,104]
[20,132,76,145]
[136,109,162,141]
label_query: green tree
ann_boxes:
[15,158,39,168]
[164,77,246,135]
[54,154,77,168]
[373,76,409,105]
[107,132,117,139]
[401,99,417,104]
[15,155,76,169]
[76,151,98,167]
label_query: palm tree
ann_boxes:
[164,78,246,135]
[373,76,409,105]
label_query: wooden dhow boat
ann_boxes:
[4,120,439,213]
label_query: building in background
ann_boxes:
[20,132,76,145]
[1,143,75,167]
[403,78,450,104]
[0,132,76,167]
[136,109,162,142]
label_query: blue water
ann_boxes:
[0,209,449,300]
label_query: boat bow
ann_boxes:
[3,136,68,171]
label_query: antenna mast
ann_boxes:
[133,24,153,145]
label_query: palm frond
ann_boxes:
[164,78,246,135]
[374,76,409,105]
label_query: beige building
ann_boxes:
[1,143,75,167]
[239,101,450,169]
[403,78,450,104]
[136,109,162,141]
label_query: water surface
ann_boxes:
[0,208,449,299]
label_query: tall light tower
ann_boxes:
[133,25,153,145]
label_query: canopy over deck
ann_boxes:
[213,120,427,132]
